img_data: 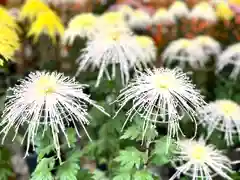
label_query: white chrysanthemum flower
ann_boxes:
[63,13,98,45]
[216,43,240,79]
[162,38,208,69]
[198,99,240,145]
[0,71,108,159]
[76,28,143,87]
[168,1,189,19]
[98,11,128,29]
[128,9,152,29]
[152,8,175,25]
[115,68,205,139]
[192,36,221,57]
[135,35,157,70]
[170,138,232,180]
[189,2,217,22]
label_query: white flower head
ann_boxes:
[192,36,221,57]
[63,13,98,45]
[152,8,175,25]
[98,11,128,29]
[170,138,232,180]
[0,71,108,160]
[216,43,240,79]
[189,2,217,22]
[198,99,240,146]
[76,27,143,87]
[162,38,208,69]
[115,68,205,140]
[134,35,157,70]
[128,9,152,29]
[168,1,189,19]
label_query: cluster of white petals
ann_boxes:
[0,71,108,160]
[171,138,232,180]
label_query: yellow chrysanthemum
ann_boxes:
[20,0,50,21]
[0,6,20,33]
[0,27,20,65]
[215,2,235,21]
[27,10,64,43]
[229,0,240,6]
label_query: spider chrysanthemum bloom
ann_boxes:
[135,35,156,70]
[152,8,175,25]
[170,138,232,180]
[20,0,50,22]
[216,43,240,79]
[198,99,240,145]
[115,68,206,139]
[162,38,208,69]
[128,9,152,29]
[98,11,127,29]
[76,28,143,87]
[168,1,189,19]
[192,36,221,57]
[27,10,64,43]
[63,13,98,45]
[0,26,20,65]
[215,2,235,21]
[189,2,217,23]
[0,71,108,159]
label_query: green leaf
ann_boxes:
[0,167,13,180]
[113,173,131,180]
[35,130,55,161]
[0,147,13,180]
[114,147,147,169]
[133,170,154,180]
[77,170,94,180]
[66,128,77,146]
[31,157,55,180]
[56,149,81,180]
[121,118,157,142]
[92,170,109,180]
[150,136,175,166]
[120,124,140,140]
[56,162,80,180]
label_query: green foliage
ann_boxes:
[31,157,55,180]
[114,147,147,170]
[120,118,158,143]
[0,147,13,180]
[77,170,94,180]
[150,136,176,166]
[133,170,154,180]
[56,150,81,180]
[113,172,131,180]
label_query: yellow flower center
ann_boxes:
[171,1,186,9]
[181,40,191,48]
[107,31,122,41]
[136,36,152,48]
[36,76,57,96]
[191,145,207,161]
[216,2,235,21]
[102,12,124,24]
[197,2,211,11]
[155,8,168,17]
[219,101,239,116]
[153,74,176,90]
